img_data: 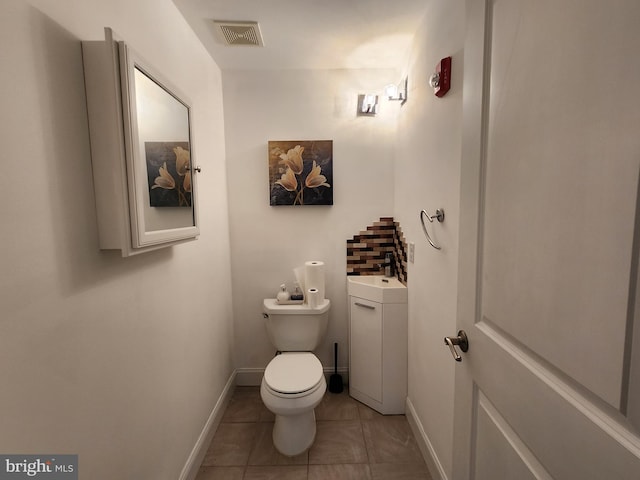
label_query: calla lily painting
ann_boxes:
[145,141,192,207]
[268,140,333,206]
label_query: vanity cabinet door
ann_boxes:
[349,296,383,403]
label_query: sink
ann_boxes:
[347,275,407,303]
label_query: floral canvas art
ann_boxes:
[145,141,192,207]
[268,140,333,206]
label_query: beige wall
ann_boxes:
[222,68,401,375]
[0,1,233,479]
[394,0,465,478]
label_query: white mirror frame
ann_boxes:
[118,41,199,248]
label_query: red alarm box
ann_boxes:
[431,56,451,97]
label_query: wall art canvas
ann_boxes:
[268,140,333,206]
[145,141,192,207]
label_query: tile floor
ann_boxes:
[196,386,432,480]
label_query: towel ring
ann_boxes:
[420,209,445,250]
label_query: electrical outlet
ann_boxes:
[409,242,415,263]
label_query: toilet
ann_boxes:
[260,298,331,456]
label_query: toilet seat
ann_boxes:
[264,352,324,396]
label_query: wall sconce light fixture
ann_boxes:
[357,94,379,116]
[385,76,408,105]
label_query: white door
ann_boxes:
[453,0,640,478]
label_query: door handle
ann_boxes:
[444,330,469,362]
[354,302,376,310]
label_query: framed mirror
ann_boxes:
[82,28,199,256]
[119,42,199,248]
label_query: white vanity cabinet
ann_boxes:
[348,278,408,414]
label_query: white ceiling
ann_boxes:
[172,0,429,70]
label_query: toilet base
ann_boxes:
[272,409,317,456]
[260,354,326,457]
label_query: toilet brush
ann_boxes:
[328,342,343,393]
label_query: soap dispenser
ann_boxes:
[276,284,290,304]
[384,253,395,278]
[290,283,304,301]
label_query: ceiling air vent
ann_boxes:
[213,21,264,47]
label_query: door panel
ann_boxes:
[482,0,638,409]
[471,321,640,479]
[474,389,551,480]
[454,0,640,478]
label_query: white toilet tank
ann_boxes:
[263,299,330,351]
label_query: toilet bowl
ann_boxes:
[260,352,326,456]
[261,299,331,456]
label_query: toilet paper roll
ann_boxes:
[304,261,325,302]
[308,288,319,309]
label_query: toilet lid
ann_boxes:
[264,352,324,394]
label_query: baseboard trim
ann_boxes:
[406,397,448,480]
[179,370,237,480]
[235,368,264,386]
[236,366,349,387]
